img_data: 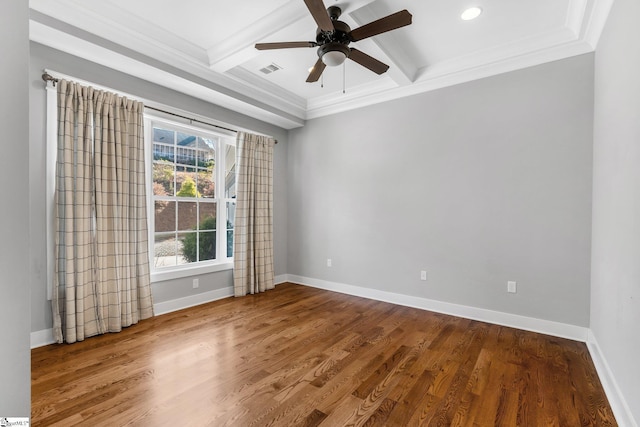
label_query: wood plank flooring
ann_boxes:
[32,283,617,426]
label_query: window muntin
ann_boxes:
[147,118,234,272]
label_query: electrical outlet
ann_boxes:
[420,270,427,281]
[327,258,332,267]
[193,278,199,289]
[507,281,517,293]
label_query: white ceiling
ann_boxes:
[29,0,612,129]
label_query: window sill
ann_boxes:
[151,261,234,283]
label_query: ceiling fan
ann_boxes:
[255,0,412,82]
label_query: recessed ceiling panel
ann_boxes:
[351,0,572,69]
[106,0,293,48]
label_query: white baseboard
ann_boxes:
[154,278,288,315]
[31,328,55,349]
[285,274,589,342]
[587,331,638,427]
[274,274,288,285]
[153,286,234,316]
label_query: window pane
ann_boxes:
[197,167,215,198]
[153,128,174,144]
[153,162,175,196]
[226,230,233,258]
[197,136,216,151]
[226,201,235,228]
[176,133,197,166]
[153,144,174,162]
[199,202,216,230]
[198,137,216,166]
[226,201,235,257]
[155,201,175,233]
[225,144,236,199]
[177,201,197,232]
[177,233,194,265]
[210,159,217,199]
[177,132,193,145]
[199,231,216,261]
[154,234,177,268]
[176,168,198,198]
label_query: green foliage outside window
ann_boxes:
[181,216,233,262]
[176,176,201,198]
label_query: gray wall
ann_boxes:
[0,1,31,417]
[288,54,594,327]
[29,42,289,333]
[592,0,640,422]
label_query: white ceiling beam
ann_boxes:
[348,3,417,86]
[207,0,309,72]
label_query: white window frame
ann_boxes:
[145,113,236,283]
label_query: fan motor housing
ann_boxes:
[315,6,351,46]
[315,20,351,45]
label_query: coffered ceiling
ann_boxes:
[29,0,612,129]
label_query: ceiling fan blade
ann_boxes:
[348,48,389,75]
[304,0,334,32]
[349,10,412,42]
[255,41,316,50]
[306,58,326,82]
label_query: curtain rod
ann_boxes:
[144,105,238,135]
[41,72,277,144]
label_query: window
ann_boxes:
[146,116,236,277]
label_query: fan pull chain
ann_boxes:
[321,73,324,88]
[343,62,346,94]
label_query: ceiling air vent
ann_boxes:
[259,63,282,74]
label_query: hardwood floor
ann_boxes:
[32,283,617,426]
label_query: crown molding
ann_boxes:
[582,0,615,49]
[566,0,589,36]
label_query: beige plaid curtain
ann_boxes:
[52,80,154,344]
[233,132,276,296]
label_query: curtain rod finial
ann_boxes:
[42,72,59,87]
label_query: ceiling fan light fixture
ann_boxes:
[318,42,350,67]
[461,6,482,21]
[322,50,347,66]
